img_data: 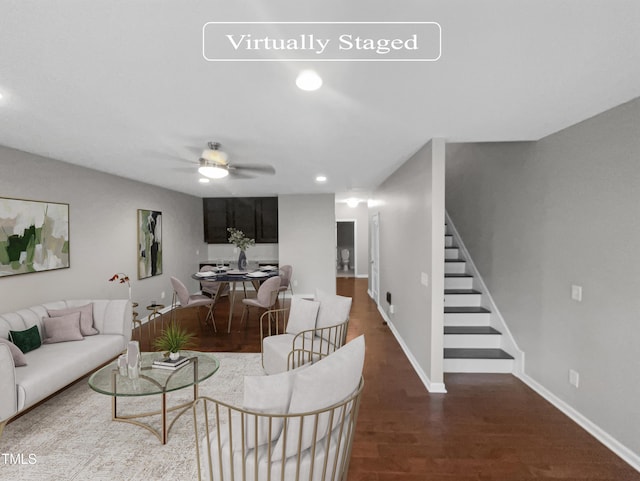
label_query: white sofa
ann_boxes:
[0,299,132,435]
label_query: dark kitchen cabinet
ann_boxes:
[203,198,231,243]
[231,198,257,240]
[255,197,278,243]
[203,197,278,243]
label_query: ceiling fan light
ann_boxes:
[201,149,228,163]
[198,164,229,179]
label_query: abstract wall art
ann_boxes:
[137,209,162,279]
[0,197,70,277]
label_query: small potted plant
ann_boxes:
[153,322,195,360]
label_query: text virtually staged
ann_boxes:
[203,21,442,61]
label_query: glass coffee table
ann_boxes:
[88,350,219,444]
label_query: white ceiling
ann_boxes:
[0,1,639,201]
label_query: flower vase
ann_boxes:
[126,341,141,379]
[169,351,180,361]
[238,250,247,270]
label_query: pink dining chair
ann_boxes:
[199,265,230,299]
[170,276,217,331]
[240,275,281,326]
[277,265,293,306]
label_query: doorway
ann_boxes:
[336,220,356,277]
[370,213,379,304]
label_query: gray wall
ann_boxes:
[0,146,205,314]
[335,201,369,277]
[278,194,336,296]
[446,97,640,458]
[372,140,445,389]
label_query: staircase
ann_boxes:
[443,226,514,373]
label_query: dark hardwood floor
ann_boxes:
[138,278,639,481]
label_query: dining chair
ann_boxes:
[239,275,281,327]
[277,265,293,306]
[198,265,230,299]
[170,276,217,331]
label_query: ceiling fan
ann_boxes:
[197,142,276,179]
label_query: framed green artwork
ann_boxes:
[137,209,162,279]
[0,197,70,277]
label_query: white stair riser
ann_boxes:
[445,248,460,259]
[444,277,474,289]
[444,312,490,326]
[444,293,482,307]
[444,358,514,373]
[444,334,501,349]
[445,236,453,247]
[445,262,466,274]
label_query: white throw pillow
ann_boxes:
[285,297,320,337]
[242,368,297,449]
[42,312,84,343]
[271,335,365,461]
[315,289,352,341]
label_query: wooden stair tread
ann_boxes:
[444,306,491,314]
[445,274,473,278]
[444,348,514,360]
[444,326,501,335]
[445,259,465,263]
[444,289,481,294]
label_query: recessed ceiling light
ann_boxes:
[315,175,327,183]
[199,178,210,183]
[346,198,360,208]
[296,70,322,91]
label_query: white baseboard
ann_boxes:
[377,305,447,394]
[516,372,640,472]
[355,274,369,279]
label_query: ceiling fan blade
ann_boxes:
[230,164,276,176]
[228,170,256,179]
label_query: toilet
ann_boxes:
[340,248,350,271]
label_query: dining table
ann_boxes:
[192,266,280,332]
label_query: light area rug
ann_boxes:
[1,352,263,481]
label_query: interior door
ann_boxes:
[370,213,380,304]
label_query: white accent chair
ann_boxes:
[261,290,352,375]
[193,335,365,481]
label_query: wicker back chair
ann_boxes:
[260,308,350,373]
[192,379,364,481]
